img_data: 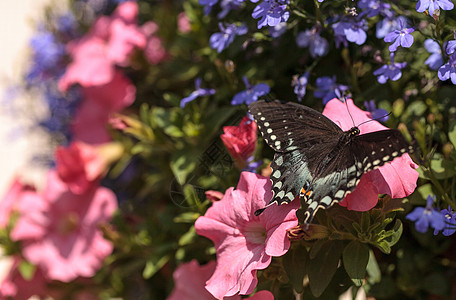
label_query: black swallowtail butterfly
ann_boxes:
[248,100,414,224]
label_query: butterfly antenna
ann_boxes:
[357,111,392,127]
[343,96,356,128]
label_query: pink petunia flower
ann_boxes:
[71,71,136,144]
[55,141,105,195]
[10,170,118,282]
[141,21,167,64]
[0,257,48,299]
[167,260,274,300]
[195,172,299,298]
[0,178,40,228]
[322,98,419,211]
[220,116,258,169]
[177,12,191,34]
[58,1,146,91]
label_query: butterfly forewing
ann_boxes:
[249,100,342,153]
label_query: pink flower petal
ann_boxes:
[195,172,297,298]
[323,99,418,211]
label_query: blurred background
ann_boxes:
[0,1,50,196]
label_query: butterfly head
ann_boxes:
[347,127,360,136]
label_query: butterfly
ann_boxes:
[248,100,414,224]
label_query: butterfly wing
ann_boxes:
[248,100,343,153]
[302,129,414,223]
[353,129,414,173]
[249,100,344,208]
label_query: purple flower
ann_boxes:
[446,39,456,54]
[406,195,446,233]
[231,76,270,105]
[358,0,393,18]
[416,0,454,17]
[218,0,244,19]
[434,207,456,236]
[296,28,329,58]
[364,100,389,122]
[438,52,456,84]
[209,23,247,53]
[243,156,263,173]
[252,0,289,29]
[180,78,216,108]
[376,16,409,39]
[269,22,287,38]
[27,29,65,83]
[332,18,368,46]
[200,0,219,14]
[424,39,443,70]
[373,53,406,84]
[314,76,349,104]
[384,22,414,52]
[292,72,309,101]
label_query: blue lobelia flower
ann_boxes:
[180,78,216,108]
[26,29,65,83]
[292,72,309,102]
[434,206,456,236]
[269,22,287,38]
[373,53,407,84]
[218,0,244,19]
[231,76,270,105]
[424,39,444,70]
[384,20,414,52]
[296,28,329,58]
[243,156,264,173]
[445,32,456,54]
[200,0,219,15]
[314,76,349,104]
[416,0,454,17]
[358,0,393,18]
[376,16,409,39]
[209,23,248,53]
[438,52,456,84]
[406,195,446,233]
[364,100,389,122]
[252,0,290,29]
[332,17,368,46]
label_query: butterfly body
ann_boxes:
[248,100,413,223]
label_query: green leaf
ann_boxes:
[430,153,455,179]
[384,219,403,247]
[170,150,198,185]
[282,243,308,293]
[366,250,381,284]
[143,255,170,279]
[178,226,196,246]
[152,107,184,138]
[343,241,369,286]
[449,121,456,147]
[375,240,391,254]
[309,239,327,259]
[18,260,36,281]
[307,240,344,297]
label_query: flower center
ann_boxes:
[57,212,79,235]
[243,221,267,245]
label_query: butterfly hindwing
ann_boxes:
[302,143,365,223]
[352,129,414,173]
[269,150,313,207]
